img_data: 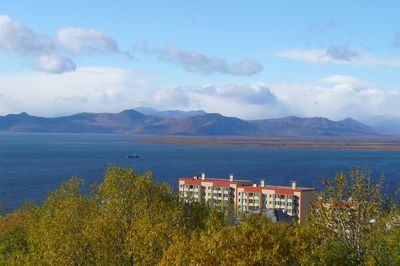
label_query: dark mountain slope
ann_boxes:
[0,110,161,133]
[133,113,261,135]
[0,110,381,137]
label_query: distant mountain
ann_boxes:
[0,109,381,137]
[133,113,260,135]
[249,116,379,137]
[362,115,400,135]
[0,110,161,133]
[134,107,207,119]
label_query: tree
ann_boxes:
[307,168,389,265]
[365,208,400,265]
[0,209,29,265]
[0,166,398,265]
[83,166,186,265]
[162,213,296,266]
[26,177,93,265]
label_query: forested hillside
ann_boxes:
[0,167,399,265]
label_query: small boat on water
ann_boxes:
[127,154,140,159]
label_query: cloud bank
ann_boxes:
[135,43,263,76]
[0,67,155,116]
[1,68,399,121]
[150,77,400,120]
[0,15,121,73]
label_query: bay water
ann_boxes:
[1,133,399,211]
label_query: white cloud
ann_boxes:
[0,67,156,116]
[269,75,394,120]
[275,46,400,67]
[151,83,286,119]
[154,87,191,107]
[135,43,263,76]
[150,77,400,120]
[1,67,399,121]
[0,14,124,73]
[0,15,76,73]
[0,15,53,55]
[56,27,119,55]
[32,54,76,73]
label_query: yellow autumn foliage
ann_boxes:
[0,167,398,265]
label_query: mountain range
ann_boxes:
[0,108,385,137]
[134,107,207,119]
[362,115,400,135]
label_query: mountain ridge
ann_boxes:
[134,107,207,119]
[362,115,400,135]
[0,109,382,137]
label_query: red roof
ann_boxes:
[178,177,236,187]
[239,186,262,193]
[179,177,315,194]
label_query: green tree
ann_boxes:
[0,166,398,265]
[162,213,296,266]
[0,209,29,265]
[84,167,186,265]
[365,208,400,265]
[307,168,388,265]
[26,177,92,265]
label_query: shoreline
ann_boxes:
[140,136,400,151]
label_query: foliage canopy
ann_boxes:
[0,167,398,265]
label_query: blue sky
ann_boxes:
[1,1,400,119]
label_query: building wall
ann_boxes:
[298,190,315,223]
[178,177,315,223]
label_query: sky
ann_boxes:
[1,1,400,120]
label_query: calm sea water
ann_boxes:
[1,133,399,211]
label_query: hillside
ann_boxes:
[362,115,400,135]
[250,116,378,137]
[0,109,380,137]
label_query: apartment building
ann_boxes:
[178,173,315,223]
